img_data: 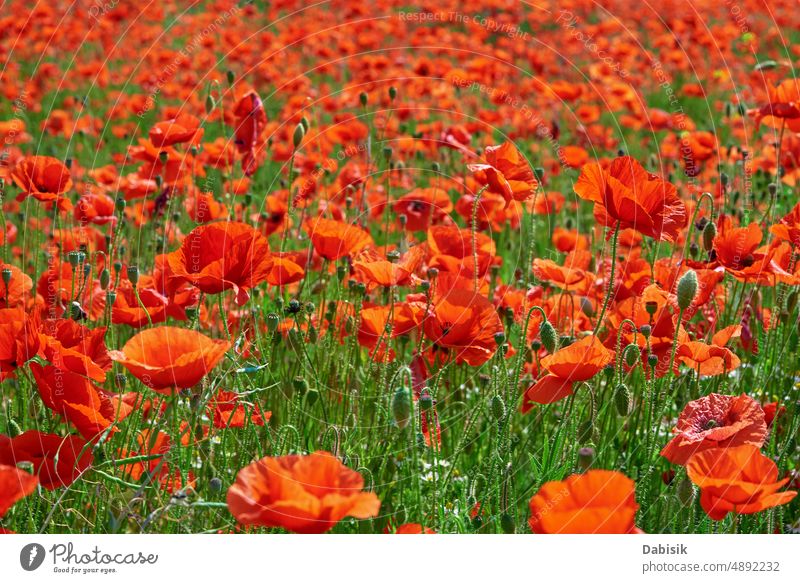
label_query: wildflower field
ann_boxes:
[0,0,799,536]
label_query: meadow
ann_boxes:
[0,0,798,535]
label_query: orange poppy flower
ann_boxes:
[149,113,204,147]
[227,451,380,533]
[0,464,37,521]
[770,201,800,247]
[208,390,271,429]
[676,340,740,376]
[393,187,453,231]
[574,156,687,242]
[0,431,92,490]
[10,155,73,211]
[264,251,306,287]
[468,142,537,207]
[711,221,779,284]
[522,335,613,410]
[353,245,425,288]
[304,217,373,261]
[532,249,594,294]
[109,278,169,328]
[528,470,641,533]
[661,393,767,465]
[687,445,797,520]
[31,363,137,440]
[427,225,495,279]
[167,221,271,305]
[0,261,33,309]
[753,79,800,131]
[232,88,267,176]
[110,326,230,394]
[422,289,503,366]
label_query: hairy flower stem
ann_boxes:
[593,221,621,335]
[471,185,488,293]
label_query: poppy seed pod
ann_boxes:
[647,353,658,368]
[126,265,139,286]
[226,70,235,86]
[500,513,516,534]
[1,268,11,286]
[645,301,658,316]
[293,376,309,397]
[676,476,695,507]
[639,324,651,338]
[305,388,319,406]
[614,383,631,416]
[106,290,117,307]
[391,384,412,429]
[539,320,558,354]
[209,477,223,493]
[702,221,717,252]
[677,269,698,310]
[265,312,280,333]
[389,86,397,100]
[359,92,368,106]
[99,268,110,290]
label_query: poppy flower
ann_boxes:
[574,156,687,242]
[117,430,194,493]
[770,201,800,247]
[30,363,137,440]
[661,393,767,465]
[110,326,230,394]
[0,431,92,490]
[468,142,537,207]
[422,289,503,366]
[167,221,271,305]
[305,217,373,261]
[208,390,271,429]
[149,113,204,147]
[10,155,73,211]
[753,79,800,131]
[711,221,780,284]
[522,335,613,410]
[687,445,797,521]
[393,187,453,231]
[353,245,425,288]
[676,326,741,376]
[264,251,306,287]
[109,278,169,328]
[528,470,641,533]
[226,451,380,534]
[0,261,33,309]
[427,225,496,279]
[232,88,267,176]
[0,464,37,520]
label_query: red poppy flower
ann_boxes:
[711,221,779,284]
[10,155,73,211]
[305,217,373,261]
[574,156,687,242]
[167,221,271,305]
[393,187,453,231]
[264,251,306,287]
[528,470,641,533]
[661,393,767,465]
[30,363,137,440]
[522,335,613,410]
[687,445,797,520]
[353,245,425,288]
[110,326,230,394]
[422,289,503,366]
[0,431,92,490]
[208,390,271,429]
[770,201,800,247]
[227,451,380,533]
[468,142,537,207]
[149,113,204,147]
[0,464,37,520]
[232,88,267,176]
[0,261,32,309]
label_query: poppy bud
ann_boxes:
[720,172,729,188]
[359,92,368,106]
[209,477,223,493]
[226,70,235,86]
[419,280,430,292]
[579,296,594,317]
[293,376,308,396]
[99,268,110,290]
[676,269,698,310]
[689,242,698,258]
[431,162,440,172]
[106,291,117,308]
[578,447,595,471]
[158,151,168,164]
[419,388,433,411]
[500,513,515,534]
[490,395,506,421]
[392,384,412,429]
[286,299,301,314]
[0,413,24,440]
[614,383,631,415]
[623,344,640,367]
[639,324,651,338]
[205,94,215,113]
[293,122,305,148]
[533,167,545,181]
[539,320,558,354]
[383,147,393,160]
[493,331,506,346]
[647,353,658,368]
[531,339,541,351]
[305,388,319,406]
[126,265,139,286]
[1,268,11,287]
[702,221,716,252]
[578,419,594,444]
[676,476,695,507]
[388,86,397,100]
[307,325,318,344]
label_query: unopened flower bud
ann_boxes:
[614,383,631,416]
[702,221,717,252]
[676,269,698,310]
[539,320,558,354]
[490,395,506,421]
[392,384,412,429]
